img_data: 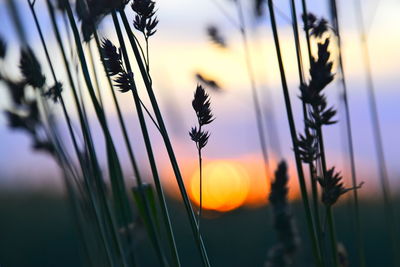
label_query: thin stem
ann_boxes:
[91,28,139,266]
[112,11,181,267]
[27,2,119,266]
[64,3,133,266]
[288,0,324,263]
[87,43,104,108]
[198,148,202,226]
[327,206,339,267]
[353,0,399,265]
[145,36,150,72]
[300,0,313,65]
[196,121,203,236]
[328,1,365,266]
[118,9,210,267]
[267,2,323,266]
[316,125,338,267]
[236,0,271,181]
[27,0,82,177]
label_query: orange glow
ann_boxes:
[189,161,250,212]
[163,154,301,212]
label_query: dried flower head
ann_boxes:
[318,167,363,206]
[189,85,214,150]
[19,48,46,88]
[101,38,136,93]
[206,25,227,48]
[101,38,124,76]
[195,73,221,91]
[5,100,39,133]
[44,82,63,103]
[131,0,159,38]
[301,38,337,129]
[76,0,129,42]
[310,18,328,38]
[114,71,135,93]
[189,126,210,149]
[302,13,329,38]
[297,132,319,164]
[266,161,299,267]
[302,13,317,30]
[309,38,334,94]
[2,77,27,106]
[192,85,214,126]
[306,97,337,128]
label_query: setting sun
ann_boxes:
[189,161,250,212]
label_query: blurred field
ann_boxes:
[0,191,396,267]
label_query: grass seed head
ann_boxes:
[19,48,46,89]
[101,38,124,76]
[192,85,214,126]
[266,161,299,267]
[318,167,363,206]
[131,0,159,38]
[206,25,227,48]
[44,82,63,103]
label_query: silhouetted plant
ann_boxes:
[101,38,136,94]
[75,0,129,42]
[20,48,46,89]
[267,2,323,265]
[44,82,63,103]
[317,168,363,206]
[131,0,158,72]
[297,132,319,164]
[265,161,299,267]
[190,84,214,234]
[206,25,227,48]
[195,72,221,91]
[131,0,158,39]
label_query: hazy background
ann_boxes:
[0,0,400,266]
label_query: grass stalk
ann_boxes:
[197,143,203,234]
[288,0,324,263]
[91,29,140,266]
[352,1,400,265]
[327,1,365,266]
[27,0,82,168]
[18,2,115,265]
[46,2,130,266]
[110,11,180,266]
[315,125,338,267]
[267,2,322,266]
[64,3,134,243]
[118,9,211,267]
[87,42,104,108]
[299,0,313,63]
[236,0,271,180]
[326,206,339,267]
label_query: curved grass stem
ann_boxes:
[267,2,323,266]
[118,9,211,267]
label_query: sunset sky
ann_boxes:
[1,0,400,211]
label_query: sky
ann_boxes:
[0,0,400,210]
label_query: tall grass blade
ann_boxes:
[352,0,400,265]
[118,8,210,266]
[326,1,365,266]
[266,1,323,266]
